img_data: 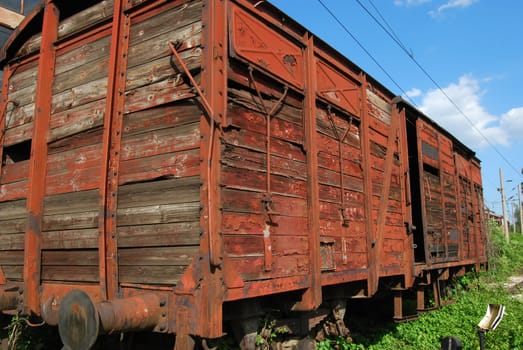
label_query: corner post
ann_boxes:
[23,0,58,316]
[293,33,322,311]
[199,0,228,338]
[360,73,378,296]
[99,0,130,301]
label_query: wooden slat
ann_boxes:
[44,190,99,215]
[0,199,27,220]
[0,181,28,202]
[3,121,34,149]
[126,49,201,92]
[1,160,30,185]
[51,77,107,115]
[221,144,307,181]
[0,218,26,235]
[227,103,304,145]
[119,148,200,184]
[42,229,99,249]
[222,188,307,217]
[118,222,200,248]
[229,255,309,282]
[229,88,304,127]
[5,84,37,112]
[43,211,98,231]
[222,211,308,236]
[2,266,23,280]
[124,76,196,114]
[42,250,98,266]
[41,266,99,283]
[316,133,361,159]
[128,1,202,50]
[119,265,185,285]
[118,176,200,208]
[0,250,24,265]
[16,0,115,57]
[54,35,111,76]
[45,167,101,194]
[8,60,38,90]
[221,165,308,198]
[117,202,200,226]
[222,128,306,163]
[122,102,200,137]
[49,100,106,142]
[120,122,200,161]
[118,246,198,266]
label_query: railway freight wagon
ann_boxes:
[0,0,487,348]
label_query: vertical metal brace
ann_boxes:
[292,33,322,311]
[247,67,288,273]
[247,66,288,223]
[168,41,215,122]
[359,73,378,296]
[436,135,449,259]
[0,266,6,285]
[197,0,227,338]
[23,0,58,315]
[326,105,352,227]
[99,0,130,301]
[373,108,400,292]
[0,64,13,184]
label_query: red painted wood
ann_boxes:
[23,0,58,316]
[98,0,130,300]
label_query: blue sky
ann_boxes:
[270,0,523,216]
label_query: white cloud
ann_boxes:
[430,0,478,16]
[404,88,422,99]
[500,107,523,141]
[415,75,514,149]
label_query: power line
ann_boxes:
[315,0,416,107]
[366,0,412,57]
[353,0,522,179]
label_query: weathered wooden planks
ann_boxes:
[0,199,26,280]
[315,103,369,272]
[222,72,310,281]
[123,1,203,114]
[16,0,115,58]
[2,61,38,149]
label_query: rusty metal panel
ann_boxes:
[229,3,304,89]
[316,58,360,117]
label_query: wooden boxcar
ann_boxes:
[0,0,487,349]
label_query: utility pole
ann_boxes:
[499,168,509,241]
[519,182,522,235]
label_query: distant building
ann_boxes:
[485,207,504,227]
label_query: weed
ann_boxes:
[340,227,523,350]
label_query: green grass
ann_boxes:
[328,226,523,350]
